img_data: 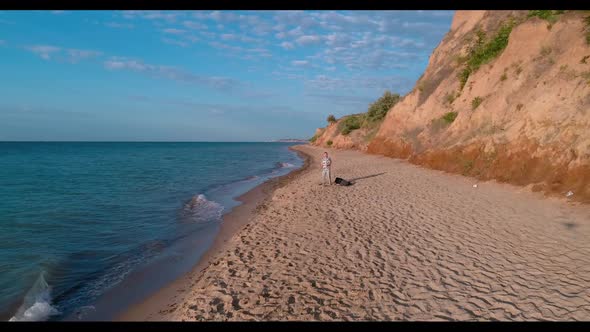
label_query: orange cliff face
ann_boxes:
[312,10,590,203]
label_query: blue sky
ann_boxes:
[0,10,454,141]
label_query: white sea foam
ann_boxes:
[9,271,60,321]
[277,162,295,168]
[182,194,224,223]
[73,305,96,320]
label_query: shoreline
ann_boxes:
[118,145,312,321]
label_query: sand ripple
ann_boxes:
[169,145,590,321]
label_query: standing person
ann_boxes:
[321,151,332,185]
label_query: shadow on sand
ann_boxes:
[562,222,578,230]
[346,172,386,185]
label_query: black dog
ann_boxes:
[334,177,352,186]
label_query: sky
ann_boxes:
[0,10,454,141]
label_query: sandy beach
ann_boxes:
[124,144,590,321]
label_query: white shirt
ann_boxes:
[322,157,331,169]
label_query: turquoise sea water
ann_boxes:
[0,142,303,321]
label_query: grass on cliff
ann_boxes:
[528,11,589,44]
[429,112,458,134]
[444,91,457,105]
[458,20,516,90]
[527,10,565,24]
[442,111,458,124]
[471,96,484,110]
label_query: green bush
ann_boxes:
[322,90,401,140]
[528,10,565,24]
[327,114,336,123]
[458,67,472,90]
[459,21,515,90]
[442,112,458,124]
[326,140,333,146]
[444,91,457,104]
[471,96,484,110]
[366,91,401,122]
[417,81,426,92]
[500,73,508,81]
[340,115,362,135]
[468,23,514,72]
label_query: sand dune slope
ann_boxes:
[170,144,590,321]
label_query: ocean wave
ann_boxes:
[275,162,295,169]
[72,305,95,320]
[181,194,224,224]
[9,271,60,322]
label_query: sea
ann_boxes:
[0,142,304,321]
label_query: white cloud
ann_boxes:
[307,74,415,93]
[162,38,189,48]
[209,41,271,60]
[280,41,295,50]
[182,20,208,30]
[67,49,102,63]
[417,10,455,17]
[163,28,186,35]
[324,33,351,47]
[221,33,236,41]
[105,21,134,29]
[103,56,240,91]
[98,11,450,96]
[123,11,184,22]
[286,26,303,37]
[209,41,243,53]
[184,35,199,43]
[291,60,310,67]
[296,35,321,46]
[104,58,148,71]
[208,11,231,22]
[26,45,61,60]
[198,31,216,39]
[25,45,102,63]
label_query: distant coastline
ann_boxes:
[272,139,309,143]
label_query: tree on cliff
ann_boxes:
[366,91,400,122]
[327,114,337,123]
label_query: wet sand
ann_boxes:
[124,144,590,321]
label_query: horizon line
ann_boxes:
[0,140,310,143]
